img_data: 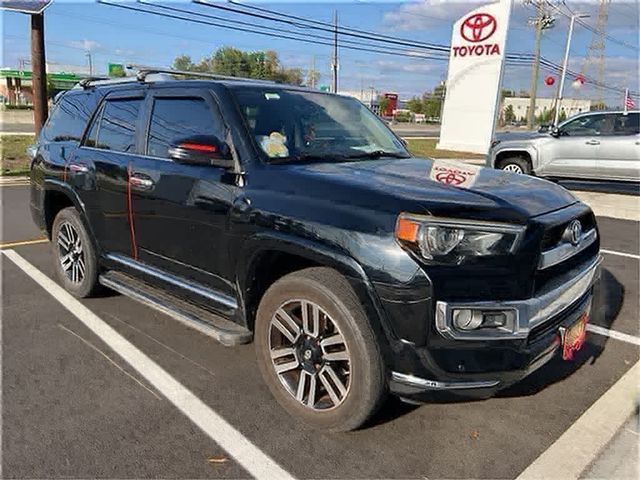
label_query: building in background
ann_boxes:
[502,96,592,122]
[0,69,84,105]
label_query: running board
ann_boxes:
[99,271,252,346]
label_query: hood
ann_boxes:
[494,130,549,142]
[289,157,578,220]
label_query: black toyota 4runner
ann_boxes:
[30,71,601,432]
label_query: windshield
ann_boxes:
[230,86,410,163]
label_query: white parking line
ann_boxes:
[587,324,640,346]
[2,249,295,480]
[516,360,640,480]
[601,249,640,260]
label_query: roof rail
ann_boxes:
[75,65,279,90]
[128,64,278,84]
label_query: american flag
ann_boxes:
[625,91,636,109]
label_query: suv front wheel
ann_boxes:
[498,156,532,175]
[255,267,386,432]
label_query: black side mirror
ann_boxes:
[550,126,561,137]
[168,135,234,169]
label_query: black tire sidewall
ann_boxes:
[255,268,385,432]
[51,207,99,298]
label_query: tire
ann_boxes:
[51,207,101,298]
[255,267,387,432]
[498,156,532,175]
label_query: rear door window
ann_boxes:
[41,92,97,143]
[95,98,143,153]
[613,113,639,135]
[146,97,225,159]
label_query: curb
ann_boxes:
[516,360,639,480]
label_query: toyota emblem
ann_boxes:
[563,220,583,246]
[461,13,498,43]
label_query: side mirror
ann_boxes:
[550,126,561,137]
[168,135,234,169]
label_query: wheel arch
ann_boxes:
[494,149,534,171]
[236,233,395,361]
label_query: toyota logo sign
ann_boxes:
[461,13,497,43]
[563,220,583,246]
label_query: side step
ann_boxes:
[99,271,252,346]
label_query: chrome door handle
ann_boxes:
[585,139,600,146]
[68,163,89,173]
[129,174,154,190]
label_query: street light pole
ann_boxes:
[554,13,589,126]
[31,13,48,135]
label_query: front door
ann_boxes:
[541,113,609,179]
[128,89,240,301]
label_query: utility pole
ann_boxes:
[526,2,554,129]
[554,12,590,126]
[86,50,93,76]
[332,10,339,94]
[31,13,48,135]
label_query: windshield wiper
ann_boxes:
[344,150,409,160]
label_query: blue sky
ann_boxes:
[2,1,638,106]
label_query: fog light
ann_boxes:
[453,309,483,330]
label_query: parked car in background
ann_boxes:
[488,111,640,182]
[30,70,601,431]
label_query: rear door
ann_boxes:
[77,92,145,256]
[595,112,640,181]
[541,113,606,179]
[128,88,240,302]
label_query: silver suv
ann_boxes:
[488,110,640,182]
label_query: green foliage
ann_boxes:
[404,86,444,119]
[172,47,305,85]
[590,101,607,111]
[395,111,412,122]
[378,97,391,115]
[109,64,126,78]
[504,104,516,123]
[559,109,567,122]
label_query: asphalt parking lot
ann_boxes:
[2,179,639,479]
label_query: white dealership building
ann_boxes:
[503,97,592,120]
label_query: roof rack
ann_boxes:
[130,65,278,84]
[75,65,279,89]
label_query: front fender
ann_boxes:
[236,231,398,362]
[491,144,540,170]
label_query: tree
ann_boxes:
[378,97,391,116]
[173,55,195,71]
[171,48,304,85]
[590,101,606,111]
[406,97,424,114]
[110,64,126,77]
[559,109,567,122]
[504,104,516,123]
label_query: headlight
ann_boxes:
[395,214,525,263]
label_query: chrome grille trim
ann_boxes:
[538,228,597,270]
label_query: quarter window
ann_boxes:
[146,97,224,159]
[95,98,143,153]
[41,92,97,143]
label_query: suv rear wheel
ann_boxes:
[255,267,386,432]
[498,156,532,175]
[52,207,100,298]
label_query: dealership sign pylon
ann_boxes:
[437,0,513,155]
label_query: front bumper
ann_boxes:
[389,255,601,400]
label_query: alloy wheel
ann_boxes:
[268,300,351,411]
[503,164,523,174]
[57,221,86,284]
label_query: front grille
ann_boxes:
[534,241,599,294]
[527,290,592,345]
[540,210,596,250]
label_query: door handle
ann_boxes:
[68,163,89,173]
[585,139,600,146]
[129,174,154,190]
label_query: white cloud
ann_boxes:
[68,39,101,52]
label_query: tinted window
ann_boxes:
[41,92,97,143]
[147,97,224,158]
[96,98,143,153]
[613,113,639,135]
[84,103,103,148]
[561,114,615,136]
